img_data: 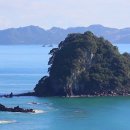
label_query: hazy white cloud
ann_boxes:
[0,0,130,29]
[0,19,11,29]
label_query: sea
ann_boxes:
[0,44,130,130]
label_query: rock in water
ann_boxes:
[0,104,34,113]
[34,31,130,97]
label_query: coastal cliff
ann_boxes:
[34,31,130,97]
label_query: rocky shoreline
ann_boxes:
[0,104,34,113]
[1,91,130,98]
[0,92,35,98]
[65,93,130,98]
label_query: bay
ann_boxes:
[0,44,130,130]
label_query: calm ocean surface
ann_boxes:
[0,44,130,130]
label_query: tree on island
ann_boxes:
[34,31,130,97]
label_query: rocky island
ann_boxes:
[34,31,130,97]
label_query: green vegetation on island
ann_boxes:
[34,31,130,97]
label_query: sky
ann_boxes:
[0,0,130,29]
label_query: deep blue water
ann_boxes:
[0,44,130,130]
[0,45,51,94]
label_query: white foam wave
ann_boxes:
[33,110,45,114]
[27,102,41,105]
[0,120,16,124]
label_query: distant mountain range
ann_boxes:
[0,24,130,45]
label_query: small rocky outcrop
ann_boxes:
[34,31,130,97]
[0,104,34,113]
[0,92,35,98]
[0,92,13,98]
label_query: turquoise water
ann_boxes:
[0,44,130,130]
[1,96,130,130]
